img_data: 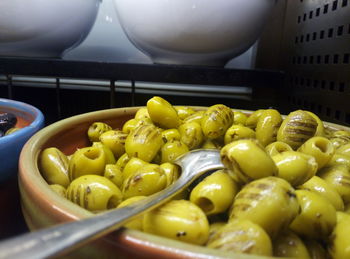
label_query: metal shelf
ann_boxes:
[0,57,285,123]
[0,57,284,86]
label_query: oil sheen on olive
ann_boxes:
[201,104,234,140]
[143,200,209,245]
[221,139,277,183]
[277,110,318,150]
[40,147,70,187]
[125,124,163,162]
[146,96,180,129]
[230,176,299,238]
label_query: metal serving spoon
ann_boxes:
[0,149,224,259]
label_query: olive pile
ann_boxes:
[39,96,350,258]
[0,112,18,137]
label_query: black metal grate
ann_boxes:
[0,57,284,124]
[281,0,350,126]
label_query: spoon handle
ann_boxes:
[0,149,223,259]
[0,180,184,259]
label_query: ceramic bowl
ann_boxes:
[18,107,258,259]
[0,0,101,58]
[0,98,44,183]
[113,0,277,66]
[18,106,349,258]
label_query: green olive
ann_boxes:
[122,163,167,199]
[143,200,209,245]
[147,96,180,129]
[329,130,350,149]
[68,146,106,181]
[122,118,153,134]
[159,162,180,187]
[328,212,350,259]
[207,219,272,256]
[99,130,127,159]
[5,127,20,135]
[207,222,226,244]
[326,153,350,169]
[116,196,147,230]
[224,124,255,145]
[39,147,70,187]
[220,139,277,183]
[307,111,325,137]
[304,239,329,259]
[66,175,122,212]
[183,110,205,124]
[122,157,148,180]
[245,109,265,129]
[265,141,293,157]
[297,136,335,170]
[178,121,204,150]
[175,106,195,120]
[201,139,222,150]
[49,184,66,198]
[272,151,318,186]
[233,111,248,125]
[87,122,112,142]
[161,128,181,143]
[298,176,344,211]
[161,140,189,163]
[273,230,311,258]
[290,190,336,239]
[92,142,116,165]
[125,124,163,162]
[115,153,130,172]
[336,143,350,156]
[104,164,123,188]
[277,110,318,150]
[190,170,238,216]
[201,104,234,140]
[255,109,283,147]
[230,176,299,238]
[134,107,150,120]
[318,165,350,204]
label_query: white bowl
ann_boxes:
[113,0,277,66]
[0,0,101,58]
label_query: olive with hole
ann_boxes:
[190,170,238,216]
[68,146,107,181]
[66,174,122,212]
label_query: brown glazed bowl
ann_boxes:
[18,107,347,259]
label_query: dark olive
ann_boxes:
[0,113,17,132]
